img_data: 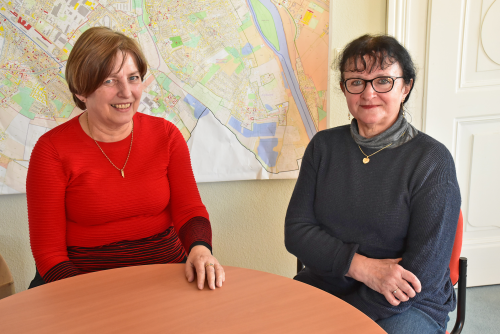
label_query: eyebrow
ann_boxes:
[107,71,140,78]
[345,75,394,78]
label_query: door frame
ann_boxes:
[387,0,430,132]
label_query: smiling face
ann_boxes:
[77,52,143,130]
[341,57,412,138]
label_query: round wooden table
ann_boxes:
[0,264,386,333]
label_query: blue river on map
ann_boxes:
[246,0,317,140]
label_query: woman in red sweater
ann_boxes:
[27,27,224,290]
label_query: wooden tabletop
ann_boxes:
[0,264,386,333]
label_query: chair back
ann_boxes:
[0,253,15,299]
[449,210,463,285]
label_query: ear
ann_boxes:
[75,94,86,103]
[402,78,413,100]
[340,82,346,94]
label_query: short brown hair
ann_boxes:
[65,27,148,110]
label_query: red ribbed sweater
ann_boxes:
[27,112,211,281]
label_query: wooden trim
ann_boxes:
[421,0,433,133]
[387,0,409,46]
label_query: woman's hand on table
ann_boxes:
[346,254,421,306]
[185,245,225,290]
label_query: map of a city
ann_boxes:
[0,0,329,193]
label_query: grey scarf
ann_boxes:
[350,112,418,149]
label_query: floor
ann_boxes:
[446,284,500,334]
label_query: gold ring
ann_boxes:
[392,288,399,294]
[205,263,214,268]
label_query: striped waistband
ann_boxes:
[67,226,187,273]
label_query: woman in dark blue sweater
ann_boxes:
[285,35,460,334]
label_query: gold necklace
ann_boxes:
[358,131,406,164]
[86,113,133,178]
[358,143,393,164]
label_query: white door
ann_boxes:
[425,0,500,286]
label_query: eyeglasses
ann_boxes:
[343,76,404,94]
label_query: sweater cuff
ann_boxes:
[334,243,359,277]
[42,261,82,283]
[189,241,213,254]
[178,216,212,253]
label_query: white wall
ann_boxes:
[328,1,387,129]
[0,0,387,293]
[0,194,33,292]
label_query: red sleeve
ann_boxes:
[26,135,83,282]
[164,122,212,252]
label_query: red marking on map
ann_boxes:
[165,93,179,108]
[17,16,32,30]
[35,29,52,44]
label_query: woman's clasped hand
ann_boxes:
[347,254,421,306]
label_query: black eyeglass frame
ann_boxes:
[342,76,404,94]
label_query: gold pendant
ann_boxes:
[363,157,370,164]
[121,169,125,178]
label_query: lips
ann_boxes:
[111,103,132,109]
[360,105,378,109]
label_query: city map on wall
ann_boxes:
[0,0,329,194]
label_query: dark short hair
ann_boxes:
[335,34,416,103]
[65,27,148,110]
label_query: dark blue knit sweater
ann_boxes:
[285,125,461,327]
